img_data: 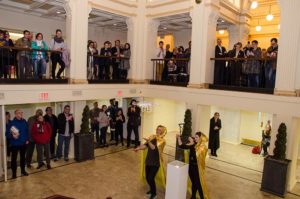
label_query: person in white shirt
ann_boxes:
[156,41,166,81]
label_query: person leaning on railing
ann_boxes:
[227,42,245,86]
[265,38,278,89]
[99,41,112,80]
[31,33,49,79]
[4,30,15,78]
[243,40,262,88]
[0,29,9,79]
[49,29,65,79]
[15,30,32,79]
[120,43,131,80]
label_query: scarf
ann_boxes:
[54,36,64,43]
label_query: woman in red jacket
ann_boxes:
[31,114,52,169]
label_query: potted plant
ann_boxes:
[175,109,192,161]
[74,105,95,162]
[261,123,291,197]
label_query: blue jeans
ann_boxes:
[56,134,71,159]
[32,58,46,79]
[248,74,259,88]
[265,62,276,88]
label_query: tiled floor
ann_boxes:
[1,142,300,199]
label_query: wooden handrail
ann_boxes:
[91,54,130,60]
[151,58,190,61]
[0,45,61,53]
[210,57,277,61]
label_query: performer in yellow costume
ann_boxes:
[177,132,210,199]
[134,125,167,199]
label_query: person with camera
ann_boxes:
[6,109,29,179]
[127,99,141,148]
[31,114,52,169]
[55,105,74,161]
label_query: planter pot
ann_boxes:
[74,132,95,162]
[261,156,291,198]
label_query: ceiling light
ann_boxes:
[256,25,262,32]
[266,5,273,21]
[266,14,274,21]
[113,24,117,26]
[163,27,167,30]
[219,30,225,34]
[278,24,280,29]
[251,1,258,9]
[221,20,225,23]
[56,11,61,14]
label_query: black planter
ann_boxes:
[261,156,291,198]
[74,132,95,162]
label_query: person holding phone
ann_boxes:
[55,105,74,161]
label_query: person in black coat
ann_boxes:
[228,42,245,86]
[111,40,123,80]
[44,107,58,159]
[209,112,222,157]
[162,44,173,81]
[98,41,112,80]
[55,105,74,161]
[127,99,141,148]
[214,38,227,85]
[115,108,125,146]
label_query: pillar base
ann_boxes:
[274,89,297,97]
[69,79,88,84]
[187,83,208,89]
[129,79,150,84]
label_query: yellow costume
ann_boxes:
[141,126,167,188]
[184,134,210,199]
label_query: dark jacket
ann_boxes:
[208,117,222,150]
[99,47,112,66]
[6,118,29,146]
[215,45,227,58]
[57,113,75,135]
[111,46,123,63]
[44,114,58,135]
[127,106,141,127]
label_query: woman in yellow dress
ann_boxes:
[134,125,167,199]
[177,132,210,199]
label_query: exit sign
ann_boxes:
[39,92,49,101]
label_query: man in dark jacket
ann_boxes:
[6,109,29,179]
[26,109,43,168]
[55,105,74,161]
[111,40,123,80]
[44,107,58,159]
[209,112,222,157]
[214,38,227,85]
[127,99,141,148]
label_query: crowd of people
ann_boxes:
[5,98,141,179]
[214,38,278,88]
[155,40,191,82]
[0,29,70,80]
[87,40,131,80]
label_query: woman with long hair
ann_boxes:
[177,132,210,199]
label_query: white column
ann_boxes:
[227,21,250,50]
[269,114,300,191]
[65,0,91,84]
[275,0,300,96]
[188,0,220,88]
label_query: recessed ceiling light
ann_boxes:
[221,20,225,23]
[113,23,117,26]
[255,25,262,32]
[163,27,167,30]
[251,1,258,9]
[56,11,61,14]
[219,30,225,34]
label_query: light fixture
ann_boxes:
[278,24,280,29]
[219,30,225,35]
[251,1,258,9]
[56,11,61,14]
[256,19,262,32]
[221,20,225,23]
[163,27,167,30]
[113,23,117,26]
[266,5,274,21]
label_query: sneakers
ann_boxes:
[146,191,151,197]
[37,162,45,169]
[54,158,60,162]
[149,195,157,199]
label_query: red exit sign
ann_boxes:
[39,92,49,101]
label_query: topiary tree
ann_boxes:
[181,109,192,143]
[175,109,192,161]
[273,123,287,160]
[80,105,90,134]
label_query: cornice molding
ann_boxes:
[146,0,190,9]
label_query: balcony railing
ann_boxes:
[87,54,130,84]
[0,46,67,84]
[150,58,190,87]
[210,57,277,94]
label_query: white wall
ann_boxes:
[173,29,191,48]
[0,8,127,50]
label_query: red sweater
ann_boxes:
[31,121,52,144]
